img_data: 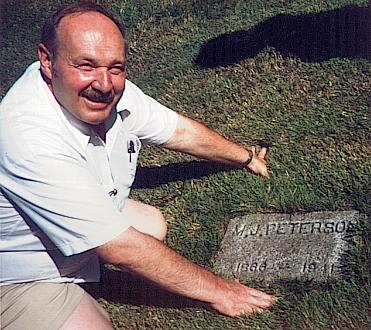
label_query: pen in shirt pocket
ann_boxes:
[108,189,118,197]
[127,140,135,162]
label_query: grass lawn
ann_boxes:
[1,0,370,329]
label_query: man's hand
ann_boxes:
[210,278,276,317]
[247,146,269,178]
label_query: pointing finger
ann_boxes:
[258,146,269,160]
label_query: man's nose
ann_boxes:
[91,68,113,93]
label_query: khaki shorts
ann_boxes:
[1,282,85,330]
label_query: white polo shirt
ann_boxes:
[0,61,178,284]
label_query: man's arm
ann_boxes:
[95,227,275,317]
[161,115,269,177]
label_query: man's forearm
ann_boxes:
[96,227,275,316]
[162,115,270,177]
[95,227,220,303]
[162,115,250,166]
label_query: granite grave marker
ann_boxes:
[214,211,361,282]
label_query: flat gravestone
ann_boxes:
[214,211,361,282]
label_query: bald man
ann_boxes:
[0,2,274,329]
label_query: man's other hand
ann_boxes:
[247,146,270,178]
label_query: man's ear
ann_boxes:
[38,43,53,81]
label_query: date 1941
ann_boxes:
[302,261,335,274]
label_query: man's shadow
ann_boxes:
[133,160,236,189]
[195,5,370,67]
[83,266,210,310]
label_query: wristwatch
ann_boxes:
[243,149,254,167]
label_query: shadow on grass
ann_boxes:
[133,160,236,189]
[195,5,370,67]
[82,268,333,312]
[81,268,355,312]
[82,267,210,311]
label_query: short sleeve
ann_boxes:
[116,80,178,145]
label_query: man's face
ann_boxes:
[44,12,126,125]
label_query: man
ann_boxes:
[0,2,275,329]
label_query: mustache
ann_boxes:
[80,88,115,104]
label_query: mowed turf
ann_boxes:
[1,0,370,329]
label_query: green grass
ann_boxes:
[1,0,370,329]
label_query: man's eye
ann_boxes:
[77,64,94,71]
[109,66,125,75]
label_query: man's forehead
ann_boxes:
[57,11,123,39]
[55,11,125,57]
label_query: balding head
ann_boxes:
[41,2,128,60]
[56,11,126,66]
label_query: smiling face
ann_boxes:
[38,11,126,126]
